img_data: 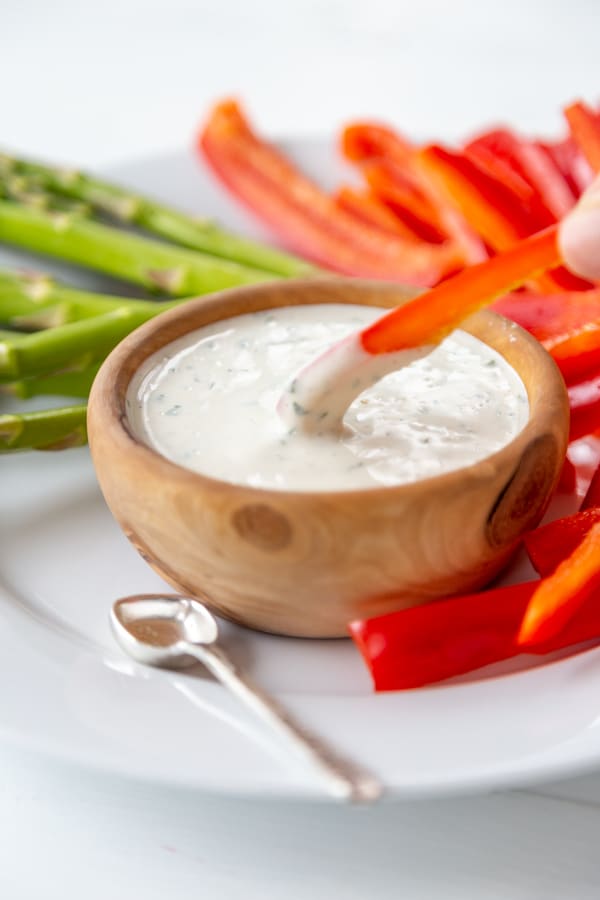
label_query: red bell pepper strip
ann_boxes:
[557,456,577,493]
[199,100,463,285]
[343,131,460,243]
[464,142,538,204]
[582,461,600,510]
[518,522,600,646]
[508,306,600,438]
[465,131,589,290]
[466,129,576,220]
[493,288,600,341]
[544,320,600,385]
[362,158,449,243]
[350,582,537,691]
[416,144,546,250]
[564,102,600,173]
[361,226,560,353]
[333,185,422,241]
[418,145,574,293]
[342,122,487,264]
[525,509,600,577]
[493,288,600,386]
[540,138,594,196]
[535,267,593,293]
[568,373,600,442]
[349,576,600,691]
[464,141,555,239]
[341,122,413,166]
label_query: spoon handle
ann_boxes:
[185,641,382,803]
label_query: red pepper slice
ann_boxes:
[362,158,449,243]
[420,145,577,293]
[341,122,413,166]
[349,577,600,691]
[333,185,422,241]
[361,226,560,353]
[557,456,578,493]
[518,522,600,646]
[466,128,577,220]
[342,122,487,264]
[493,288,600,341]
[416,144,546,250]
[525,509,600,576]
[199,100,463,285]
[531,266,592,293]
[465,131,588,291]
[496,288,600,386]
[582,461,600,510]
[564,102,600,173]
[544,321,600,385]
[464,142,540,207]
[540,138,594,196]
[568,373,600,442]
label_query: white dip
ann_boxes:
[127,303,529,492]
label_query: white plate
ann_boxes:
[2,145,600,801]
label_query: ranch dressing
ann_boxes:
[127,304,529,491]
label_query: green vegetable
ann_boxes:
[0,405,87,451]
[0,152,314,277]
[2,363,101,400]
[0,307,156,381]
[0,270,176,329]
[0,200,272,295]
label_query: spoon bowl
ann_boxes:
[111,593,219,668]
[89,277,570,637]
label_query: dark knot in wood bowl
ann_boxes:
[232,503,292,551]
[486,434,560,549]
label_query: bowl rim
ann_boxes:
[88,276,569,505]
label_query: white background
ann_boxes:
[3,1,600,897]
[4,0,600,166]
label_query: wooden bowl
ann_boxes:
[88,278,569,638]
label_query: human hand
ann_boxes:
[559,176,600,281]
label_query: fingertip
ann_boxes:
[559,192,600,282]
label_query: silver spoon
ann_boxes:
[110,593,382,803]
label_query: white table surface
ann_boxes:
[3,0,600,896]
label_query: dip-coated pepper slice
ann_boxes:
[361,225,560,353]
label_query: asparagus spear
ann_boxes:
[0,152,314,277]
[0,173,91,216]
[0,307,154,381]
[0,269,177,329]
[0,200,275,295]
[0,405,87,451]
[2,363,101,399]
